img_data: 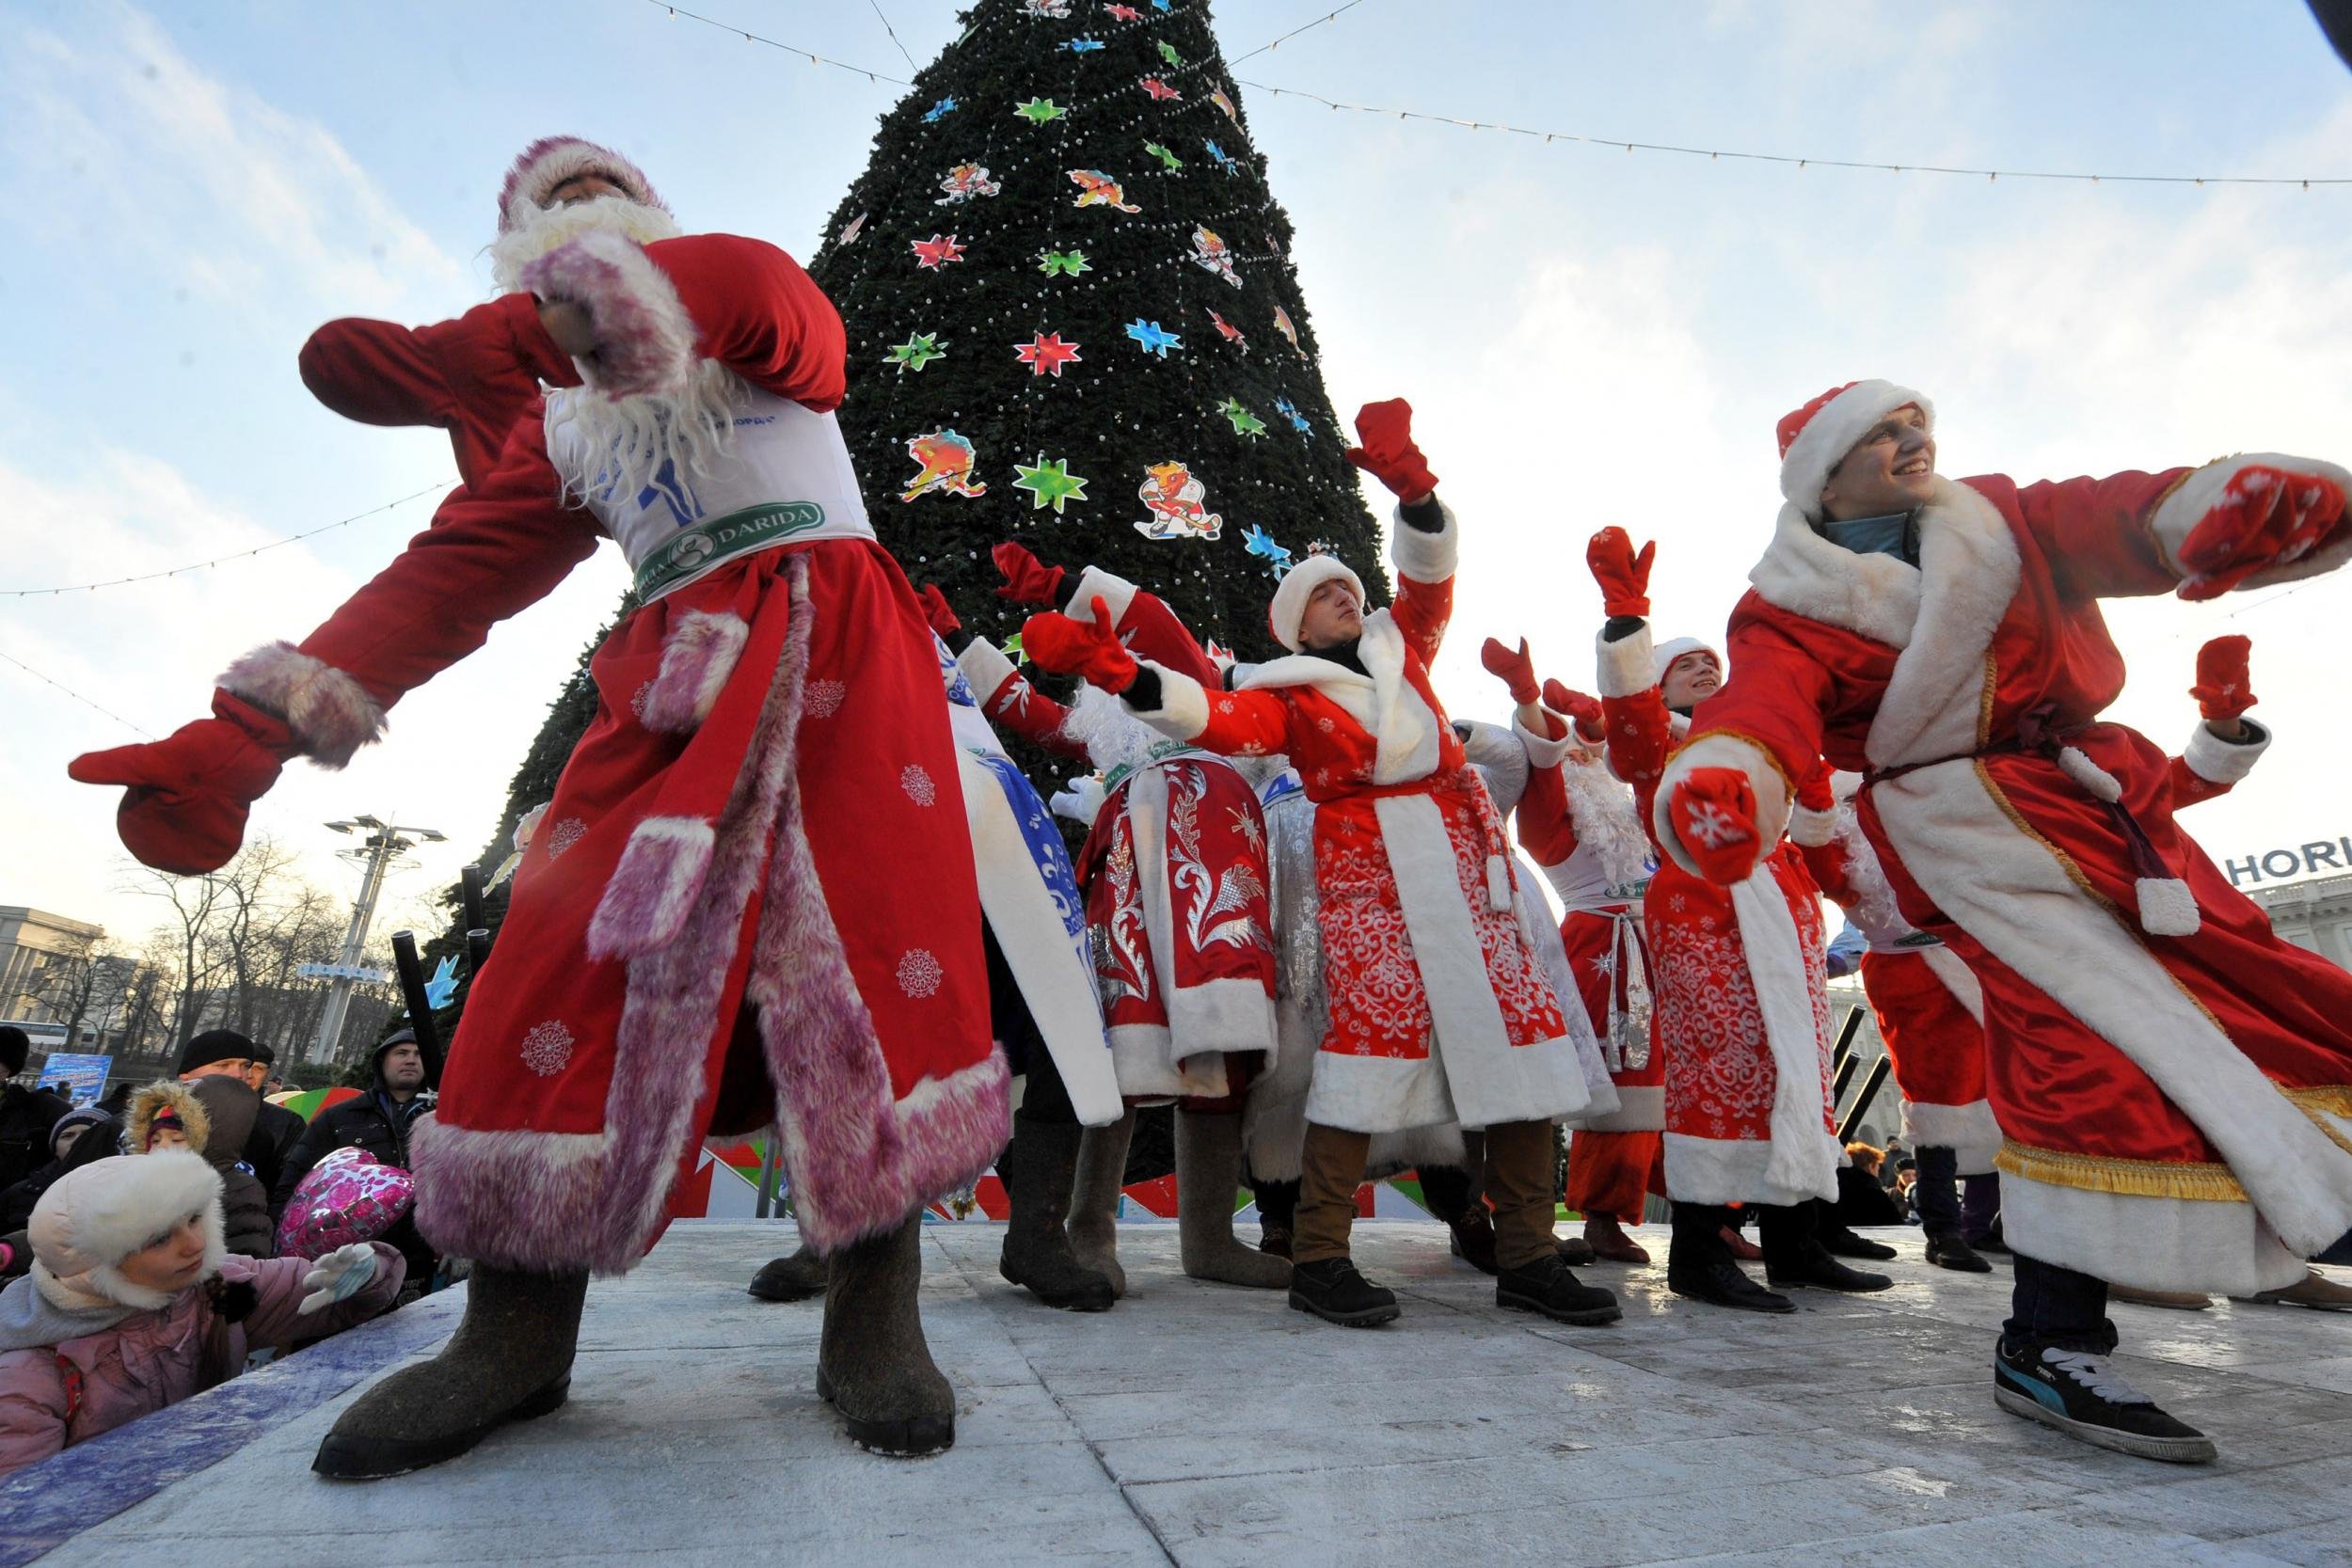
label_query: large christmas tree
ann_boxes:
[421,0,1380,1070]
[807,0,1386,658]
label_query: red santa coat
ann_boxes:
[1661,464,2352,1294]
[960,583,1277,1102]
[1123,506,1587,1133]
[1597,625,1846,1206]
[235,233,1000,1274]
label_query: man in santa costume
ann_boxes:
[71,139,1007,1474]
[961,549,1290,1294]
[1025,401,1618,1329]
[1585,530,1893,1312]
[1654,378,2352,1463]
[1479,640,1664,1264]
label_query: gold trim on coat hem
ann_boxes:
[1995,1138,2247,1202]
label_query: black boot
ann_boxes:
[1497,1252,1622,1324]
[1815,1199,1898,1260]
[818,1215,955,1455]
[997,1116,1116,1311]
[1287,1257,1401,1326]
[1252,1177,1299,1259]
[747,1243,830,1302]
[1761,1201,1893,1292]
[1420,1163,1499,1275]
[1926,1229,1994,1273]
[313,1264,586,1480]
[1665,1203,1792,1314]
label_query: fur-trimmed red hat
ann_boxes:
[1775,379,1932,518]
[1266,554,1365,654]
[498,137,669,234]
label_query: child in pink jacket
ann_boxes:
[0,1148,404,1476]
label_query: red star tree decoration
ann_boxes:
[911,233,967,271]
[1138,76,1182,102]
[1015,331,1083,377]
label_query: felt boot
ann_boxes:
[1762,1201,1892,1292]
[747,1243,830,1302]
[1065,1106,1135,1297]
[1253,1177,1300,1258]
[313,1264,585,1480]
[997,1116,1116,1311]
[1583,1212,1651,1264]
[1176,1108,1292,1288]
[1666,1203,1792,1314]
[817,1215,955,1456]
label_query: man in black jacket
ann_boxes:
[0,1028,72,1192]
[275,1030,437,1287]
[177,1028,307,1202]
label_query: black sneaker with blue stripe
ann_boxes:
[1994,1338,2216,1464]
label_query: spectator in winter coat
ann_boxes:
[0,1151,403,1477]
[0,1029,72,1193]
[176,1030,306,1202]
[275,1030,437,1285]
[127,1083,273,1259]
[1,1112,121,1236]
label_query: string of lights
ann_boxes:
[0,482,449,598]
[864,0,922,74]
[1232,79,2352,189]
[0,647,155,738]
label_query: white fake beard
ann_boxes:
[547,358,747,508]
[486,192,683,293]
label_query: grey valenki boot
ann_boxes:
[747,1242,830,1302]
[817,1214,956,1456]
[997,1116,1116,1311]
[313,1264,587,1480]
[1176,1108,1292,1289]
[1064,1106,1135,1297]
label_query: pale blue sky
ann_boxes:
[7,0,2351,940]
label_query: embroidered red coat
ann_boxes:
[1125,504,1588,1134]
[1597,623,1846,1206]
[961,600,1277,1103]
[1662,462,2352,1294]
[228,233,1000,1273]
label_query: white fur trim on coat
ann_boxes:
[2181,718,2268,785]
[1664,1132,1833,1209]
[1873,759,2352,1258]
[1353,616,1443,785]
[1779,380,1932,516]
[1595,623,1655,701]
[955,634,1019,700]
[1650,635,1718,689]
[1999,1166,2307,1297]
[1579,1084,1663,1133]
[587,816,716,959]
[1129,661,1213,742]
[518,227,697,401]
[1729,872,1842,1203]
[1899,1097,2002,1177]
[1061,564,1140,629]
[2150,454,2352,590]
[1390,498,1458,583]
[2135,876,2201,938]
[1513,713,1579,771]
[217,641,387,768]
[1653,733,1792,879]
[640,610,748,733]
[1788,803,1836,847]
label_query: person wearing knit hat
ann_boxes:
[175,1032,305,1202]
[1650,377,2352,1465]
[72,135,1002,1476]
[0,1151,403,1476]
[1021,399,1616,1333]
[1580,528,1884,1314]
[0,1028,72,1195]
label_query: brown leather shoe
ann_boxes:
[1582,1214,1651,1264]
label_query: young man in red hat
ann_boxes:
[1654,378,2352,1463]
[71,137,1004,1475]
[1023,401,1618,1330]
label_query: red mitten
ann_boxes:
[1585,527,1656,618]
[991,540,1068,606]
[68,692,293,875]
[1480,637,1541,705]
[2177,465,2347,602]
[2189,634,2256,720]
[1540,678,1606,742]
[1795,766,1836,816]
[1019,597,1138,693]
[914,583,961,636]
[1666,766,1762,885]
[1344,397,1439,500]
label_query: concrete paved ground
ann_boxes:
[19,1220,2352,1566]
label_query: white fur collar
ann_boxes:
[1749,500,1922,649]
[1237,610,1439,784]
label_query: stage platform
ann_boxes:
[9,1221,2352,1566]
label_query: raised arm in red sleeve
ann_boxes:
[640,233,847,410]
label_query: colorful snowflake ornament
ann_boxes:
[1205,139,1241,174]
[1139,75,1182,102]
[1039,248,1092,277]
[911,233,967,270]
[1013,454,1090,514]
[1065,36,1105,52]
[1145,139,1183,171]
[1189,226,1242,287]
[1218,397,1268,439]
[1157,40,1182,66]
[900,430,988,502]
[934,163,1002,205]
[837,212,868,246]
[1068,168,1141,213]
[883,331,947,374]
[1105,2,1141,17]
[1135,461,1223,541]
[1125,318,1183,357]
[1210,87,1240,123]
[1015,97,1068,123]
[1022,0,1073,15]
[1272,305,1302,351]
[922,97,959,123]
[1016,331,1084,377]
[1243,523,1295,578]
[1274,397,1311,433]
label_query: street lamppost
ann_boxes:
[307,815,444,1064]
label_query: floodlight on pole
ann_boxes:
[308,814,445,1064]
